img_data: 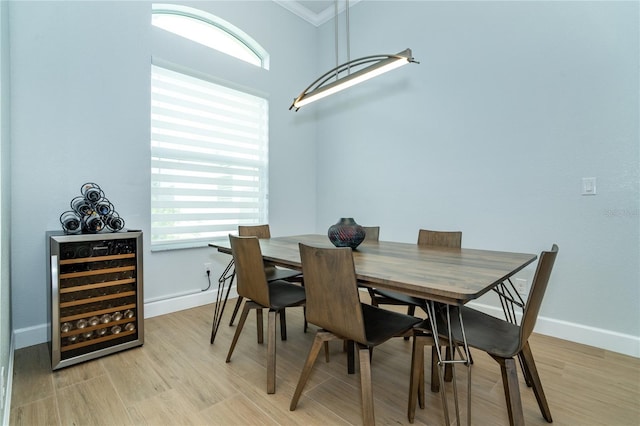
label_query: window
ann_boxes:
[150,5,270,251]
[150,65,269,251]
[152,4,269,69]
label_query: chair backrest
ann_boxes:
[519,244,559,347]
[229,235,270,306]
[417,229,462,248]
[238,224,271,239]
[362,226,380,242]
[298,243,367,343]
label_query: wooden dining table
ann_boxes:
[209,234,536,305]
[208,234,537,425]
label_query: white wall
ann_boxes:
[0,0,13,421]
[303,1,639,355]
[9,1,317,347]
[8,0,640,357]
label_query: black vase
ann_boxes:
[328,218,366,249]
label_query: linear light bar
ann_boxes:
[290,48,418,111]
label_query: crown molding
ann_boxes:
[273,0,362,27]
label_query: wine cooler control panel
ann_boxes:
[47,231,144,370]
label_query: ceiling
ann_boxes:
[273,0,362,27]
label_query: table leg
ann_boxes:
[210,259,235,344]
[427,301,472,426]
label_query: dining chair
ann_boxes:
[361,226,384,309]
[227,225,303,336]
[362,225,380,242]
[225,235,306,394]
[408,244,559,425]
[291,243,421,425]
[369,229,462,367]
[368,229,462,316]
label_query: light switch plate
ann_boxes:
[582,177,597,195]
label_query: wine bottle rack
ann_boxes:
[47,231,144,370]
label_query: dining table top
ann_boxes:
[208,234,537,305]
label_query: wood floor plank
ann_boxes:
[126,388,211,425]
[52,356,107,390]
[9,300,640,426]
[198,393,280,425]
[99,346,169,407]
[10,343,54,407]
[55,374,134,425]
[9,396,59,426]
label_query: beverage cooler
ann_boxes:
[47,230,144,370]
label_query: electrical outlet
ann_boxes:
[515,278,527,294]
[204,263,212,276]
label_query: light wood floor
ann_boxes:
[9,299,640,425]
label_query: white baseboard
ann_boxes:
[11,290,638,358]
[468,301,640,358]
[13,323,47,351]
[2,333,14,426]
[144,287,238,318]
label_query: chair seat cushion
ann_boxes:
[361,304,421,346]
[371,289,426,308]
[432,306,521,358]
[267,280,306,310]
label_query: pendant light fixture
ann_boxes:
[290,0,419,111]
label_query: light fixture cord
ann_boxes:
[346,0,351,74]
[334,0,339,81]
[335,0,351,78]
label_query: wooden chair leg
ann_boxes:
[431,346,440,392]
[347,340,355,374]
[517,351,533,387]
[367,288,379,306]
[430,346,454,387]
[357,343,375,426]
[338,339,355,371]
[428,344,451,425]
[419,357,425,409]
[493,355,525,426]
[256,308,264,344]
[444,346,454,382]
[520,342,552,422]
[303,306,308,333]
[228,296,244,326]
[267,309,277,394]
[226,302,252,362]
[408,334,427,423]
[280,309,287,341]
[290,331,335,410]
[403,305,416,340]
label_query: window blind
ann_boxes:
[151,65,268,251]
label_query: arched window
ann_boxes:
[150,5,270,250]
[152,3,269,69]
